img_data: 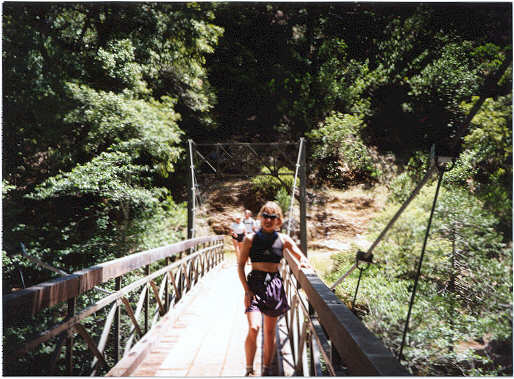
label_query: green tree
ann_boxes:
[2,3,222,289]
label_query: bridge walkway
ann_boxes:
[110,257,269,376]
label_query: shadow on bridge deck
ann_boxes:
[109,260,263,376]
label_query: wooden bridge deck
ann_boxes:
[110,259,266,377]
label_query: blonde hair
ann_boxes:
[257,201,284,227]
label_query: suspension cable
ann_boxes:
[352,269,364,309]
[188,140,196,239]
[351,251,372,308]
[398,164,446,359]
[287,139,304,236]
[191,149,211,238]
[193,170,203,207]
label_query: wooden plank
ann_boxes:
[74,323,108,369]
[288,295,298,364]
[285,269,336,376]
[291,282,336,376]
[310,318,336,376]
[310,330,322,376]
[164,258,170,311]
[201,254,206,277]
[121,297,143,336]
[49,332,66,375]
[114,277,121,362]
[66,297,76,375]
[149,280,165,316]
[152,272,168,324]
[168,270,179,300]
[192,257,199,285]
[145,265,150,333]
[294,320,308,375]
[3,235,224,318]
[182,263,191,291]
[124,285,149,357]
[283,250,409,376]
[91,302,118,375]
[276,315,294,376]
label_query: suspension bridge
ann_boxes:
[3,140,452,376]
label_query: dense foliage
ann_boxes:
[3,2,511,376]
[3,3,221,288]
[328,184,512,375]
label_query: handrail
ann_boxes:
[281,249,409,376]
[3,235,225,376]
[3,235,222,318]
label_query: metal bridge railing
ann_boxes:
[3,235,224,376]
[280,249,410,376]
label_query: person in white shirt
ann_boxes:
[254,218,261,231]
[243,209,258,233]
[230,215,246,258]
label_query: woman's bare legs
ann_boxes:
[245,311,261,374]
[262,314,278,374]
[237,241,246,263]
[232,238,240,259]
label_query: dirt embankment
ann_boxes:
[195,179,387,254]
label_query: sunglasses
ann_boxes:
[262,212,278,220]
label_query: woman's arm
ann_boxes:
[237,235,254,307]
[282,234,311,268]
[230,223,238,238]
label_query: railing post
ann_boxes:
[114,276,122,362]
[219,239,223,264]
[65,297,76,375]
[215,240,219,266]
[299,138,307,257]
[328,333,348,376]
[179,262,184,300]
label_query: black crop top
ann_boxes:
[249,230,284,263]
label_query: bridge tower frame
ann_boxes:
[186,138,308,256]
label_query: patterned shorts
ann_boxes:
[245,270,290,317]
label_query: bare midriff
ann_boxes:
[251,261,281,273]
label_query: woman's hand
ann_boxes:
[244,290,255,308]
[299,256,311,269]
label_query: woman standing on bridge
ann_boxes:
[237,201,310,376]
[231,214,246,259]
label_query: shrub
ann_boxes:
[250,166,296,204]
[308,112,377,186]
[274,187,292,218]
